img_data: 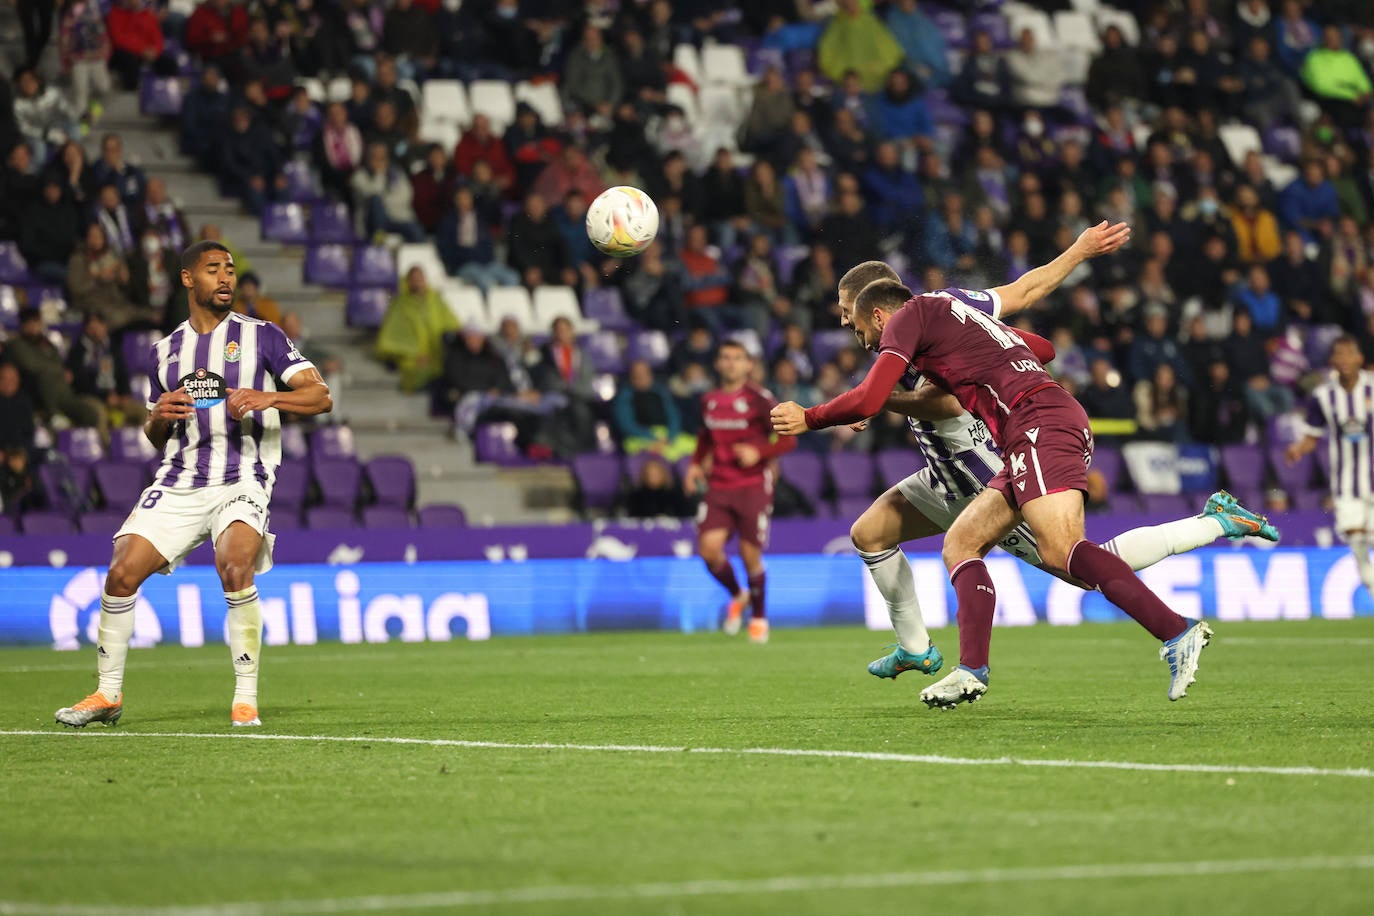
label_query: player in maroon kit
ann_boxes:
[684,341,796,643]
[773,222,1214,706]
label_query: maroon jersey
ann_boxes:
[694,383,796,489]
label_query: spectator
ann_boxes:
[647,150,704,225]
[12,68,80,162]
[0,363,37,453]
[382,0,438,80]
[862,141,923,243]
[364,100,411,168]
[612,359,695,460]
[129,226,182,322]
[506,193,575,288]
[1302,24,1374,127]
[283,85,322,154]
[1238,36,1301,129]
[237,17,296,102]
[791,68,834,137]
[1128,305,1192,386]
[7,308,104,433]
[701,147,750,247]
[376,266,459,392]
[19,177,82,283]
[453,113,514,194]
[623,242,686,331]
[1007,27,1064,113]
[1,142,41,242]
[1133,362,1190,442]
[220,105,283,215]
[818,0,904,92]
[886,0,949,91]
[769,356,820,407]
[619,28,666,107]
[740,68,795,161]
[141,177,188,252]
[52,140,97,211]
[1087,25,1147,111]
[925,192,977,273]
[872,69,933,150]
[351,141,425,242]
[107,0,167,90]
[410,144,455,234]
[679,224,736,332]
[534,316,598,453]
[440,325,516,412]
[783,146,830,238]
[734,232,779,315]
[562,25,622,120]
[1271,229,1327,321]
[1232,264,1283,330]
[314,101,363,202]
[1078,357,1135,425]
[58,0,112,123]
[68,222,151,332]
[230,271,283,325]
[179,65,229,171]
[436,186,519,292]
[827,107,873,176]
[953,29,1011,111]
[92,133,147,208]
[623,457,691,519]
[552,191,599,277]
[668,327,717,378]
[819,188,882,274]
[14,0,57,71]
[1230,184,1282,264]
[184,0,249,64]
[66,311,143,426]
[531,145,605,209]
[93,182,145,259]
[1222,308,1290,418]
[743,159,794,245]
[504,103,561,195]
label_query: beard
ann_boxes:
[199,288,234,312]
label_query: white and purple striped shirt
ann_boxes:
[899,365,1004,500]
[146,313,315,490]
[1304,369,1374,501]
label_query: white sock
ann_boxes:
[858,547,930,652]
[1350,538,1374,594]
[1102,516,1225,572]
[96,592,136,702]
[226,587,263,707]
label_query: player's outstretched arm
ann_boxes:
[226,368,333,421]
[991,221,1131,319]
[145,386,194,451]
[883,380,965,422]
[772,352,909,434]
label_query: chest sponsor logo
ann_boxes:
[224,341,241,363]
[179,368,228,408]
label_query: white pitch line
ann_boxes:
[1,855,1372,915]
[2,729,1371,779]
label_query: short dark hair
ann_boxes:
[718,339,752,358]
[1332,334,1362,353]
[838,260,900,298]
[181,240,231,271]
[853,279,913,315]
[18,306,41,324]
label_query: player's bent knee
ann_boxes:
[217,561,255,593]
[849,514,889,555]
[104,564,143,598]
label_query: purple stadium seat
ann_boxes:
[811,329,855,366]
[926,88,971,127]
[473,422,525,464]
[877,449,922,487]
[310,425,357,460]
[774,245,810,286]
[280,423,308,461]
[39,461,89,513]
[1269,448,1315,496]
[58,428,105,465]
[1219,444,1266,491]
[1313,442,1330,484]
[271,460,310,509]
[783,48,816,76]
[271,510,301,530]
[347,287,391,329]
[313,458,362,508]
[262,203,309,244]
[309,201,356,243]
[361,505,412,528]
[833,496,873,520]
[1058,86,1092,125]
[22,510,78,535]
[303,244,353,287]
[1296,488,1328,511]
[305,506,358,530]
[1263,126,1302,162]
[417,504,467,528]
[283,160,322,202]
[138,76,184,116]
[778,451,824,497]
[0,515,15,536]
[972,12,1012,48]
[1228,486,1265,514]
[351,244,397,289]
[625,330,670,369]
[1089,445,1123,492]
[1136,493,1192,516]
[582,331,627,374]
[826,451,876,498]
[0,242,30,284]
[93,462,150,507]
[582,288,635,332]
[572,453,623,512]
[79,510,128,534]
[365,455,416,507]
[121,330,159,381]
[930,9,968,48]
[625,452,676,486]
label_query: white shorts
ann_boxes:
[114,478,276,575]
[896,467,1043,566]
[1334,497,1374,537]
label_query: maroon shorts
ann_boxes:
[698,482,774,547]
[989,386,1093,509]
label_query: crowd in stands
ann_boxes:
[6,0,1374,523]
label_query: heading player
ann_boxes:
[829,260,1277,684]
[55,240,333,729]
[684,341,796,643]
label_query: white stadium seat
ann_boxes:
[441,283,491,331]
[1093,7,1141,45]
[486,286,536,332]
[469,80,517,133]
[699,85,747,127]
[297,77,325,103]
[1260,154,1298,190]
[1053,11,1100,53]
[700,43,751,86]
[417,119,459,154]
[326,76,352,103]
[1005,7,1054,47]
[532,286,596,333]
[421,79,471,127]
[1218,124,1263,165]
[672,44,702,87]
[396,243,448,286]
[514,81,565,127]
[1069,0,1101,12]
[666,83,699,123]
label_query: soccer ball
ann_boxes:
[586,186,659,258]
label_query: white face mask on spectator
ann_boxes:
[1024,117,1044,138]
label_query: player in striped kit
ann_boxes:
[823,259,1278,686]
[55,241,333,728]
[1287,336,1374,595]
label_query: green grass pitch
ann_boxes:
[1,620,1372,915]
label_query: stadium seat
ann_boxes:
[672,44,703,87]
[1052,11,1100,53]
[699,85,747,127]
[930,9,969,49]
[778,451,824,497]
[811,329,856,366]
[303,244,353,287]
[365,456,416,508]
[1090,444,1124,491]
[351,244,398,289]
[581,287,634,332]
[313,458,363,509]
[417,118,460,154]
[272,460,310,510]
[346,287,391,329]
[308,202,356,244]
[1092,6,1140,45]
[262,203,309,244]
[121,330,158,381]
[421,79,471,127]
[297,76,325,103]
[139,77,183,116]
[1004,6,1054,47]
[1136,493,1192,516]
[57,429,104,466]
[93,462,150,507]
[486,286,536,331]
[625,330,670,369]
[282,161,323,203]
[665,83,699,124]
[326,76,352,102]
[0,285,18,327]
[417,504,467,528]
[473,422,525,464]
[396,243,448,285]
[573,453,623,512]
[270,510,302,530]
[514,80,564,127]
[1269,448,1315,496]
[441,283,491,330]
[971,11,1013,48]
[278,424,307,462]
[468,80,516,133]
[0,242,31,284]
[305,506,357,530]
[1219,445,1266,491]
[1217,125,1263,165]
[361,505,412,529]
[833,496,873,520]
[21,511,77,535]
[310,426,357,461]
[582,330,626,375]
[109,425,158,463]
[700,43,751,86]
[876,449,921,487]
[532,285,593,333]
[79,510,128,534]
[825,452,876,499]
[0,515,14,536]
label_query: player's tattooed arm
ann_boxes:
[883,380,964,422]
[226,368,333,421]
[145,387,194,450]
[990,221,1131,318]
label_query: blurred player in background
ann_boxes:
[55,240,332,729]
[684,341,796,643]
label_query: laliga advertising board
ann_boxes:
[0,548,1369,649]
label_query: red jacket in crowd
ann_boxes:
[107,4,164,58]
[452,131,514,191]
[184,1,249,61]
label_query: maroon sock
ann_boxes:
[747,569,766,619]
[1066,540,1189,641]
[951,559,996,670]
[707,559,741,596]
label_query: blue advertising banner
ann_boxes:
[0,547,1368,649]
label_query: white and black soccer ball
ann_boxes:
[585,186,659,258]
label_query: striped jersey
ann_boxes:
[1303,370,1374,500]
[898,364,1004,499]
[146,313,315,490]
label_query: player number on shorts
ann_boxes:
[950,301,1019,350]
[140,490,164,510]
